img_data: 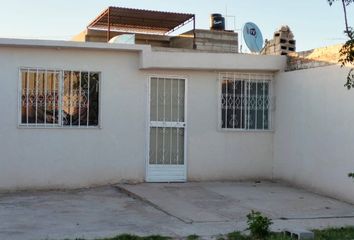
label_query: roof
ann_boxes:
[87,7,195,35]
[0,38,287,72]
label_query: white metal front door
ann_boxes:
[147,77,186,182]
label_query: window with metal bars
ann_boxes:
[20,68,100,128]
[220,73,272,130]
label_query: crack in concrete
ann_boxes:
[115,184,354,226]
[115,185,193,224]
[279,215,354,220]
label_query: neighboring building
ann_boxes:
[0,7,353,204]
[261,25,296,56]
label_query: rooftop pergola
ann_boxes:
[87,7,196,47]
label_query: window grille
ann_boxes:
[219,72,272,130]
[20,68,100,128]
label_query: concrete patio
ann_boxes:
[0,181,353,240]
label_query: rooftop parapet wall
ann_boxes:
[170,29,238,53]
[286,44,342,71]
[142,50,285,71]
[0,38,286,72]
[73,28,238,53]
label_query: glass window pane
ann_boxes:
[264,82,270,129]
[45,71,59,124]
[164,127,172,164]
[36,71,45,124]
[149,127,184,165]
[150,78,158,121]
[228,80,245,129]
[21,71,28,124]
[220,73,271,130]
[171,79,179,122]
[157,78,165,121]
[157,127,164,164]
[256,82,264,129]
[177,128,184,164]
[247,82,257,129]
[20,69,99,128]
[63,71,81,126]
[226,80,233,128]
[149,127,157,164]
[79,72,89,126]
[71,71,81,126]
[27,71,37,124]
[171,128,178,164]
[62,71,71,126]
[178,79,185,122]
[88,72,100,126]
[165,79,172,122]
[221,79,227,128]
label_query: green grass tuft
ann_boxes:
[267,233,293,240]
[226,231,249,240]
[186,234,200,240]
[97,234,170,240]
[313,227,354,240]
[59,227,354,240]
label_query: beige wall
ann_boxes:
[141,50,286,71]
[186,71,273,180]
[1,40,352,205]
[0,47,147,189]
[0,44,276,190]
[274,65,354,204]
[146,70,274,181]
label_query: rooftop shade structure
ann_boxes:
[87,6,196,43]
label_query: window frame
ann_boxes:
[218,72,274,132]
[18,67,102,129]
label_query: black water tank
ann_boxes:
[210,13,225,31]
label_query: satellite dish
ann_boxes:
[243,22,263,53]
[109,34,135,44]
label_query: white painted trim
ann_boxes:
[97,71,103,129]
[0,38,150,52]
[145,76,151,182]
[146,75,188,182]
[17,68,103,129]
[184,77,188,181]
[217,73,222,130]
[17,69,22,127]
[217,72,274,132]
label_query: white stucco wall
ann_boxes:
[141,50,286,71]
[2,39,352,204]
[0,41,277,190]
[0,47,147,189]
[274,65,354,204]
[147,70,274,181]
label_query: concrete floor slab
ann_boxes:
[0,182,353,240]
[117,181,354,223]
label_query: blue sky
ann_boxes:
[0,0,352,51]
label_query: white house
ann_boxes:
[0,7,353,204]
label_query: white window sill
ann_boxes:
[17,124,102,129]
[218,128,274,133]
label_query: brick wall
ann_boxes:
[286,44,342,71]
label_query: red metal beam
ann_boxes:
[193,15,196,49]
[107,7,111,42]
[165,17,194,35]
[88,8,109,28]
[88,6,194,36]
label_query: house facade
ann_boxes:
[0,38,353,205]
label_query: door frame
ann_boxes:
[145,75,188,182]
